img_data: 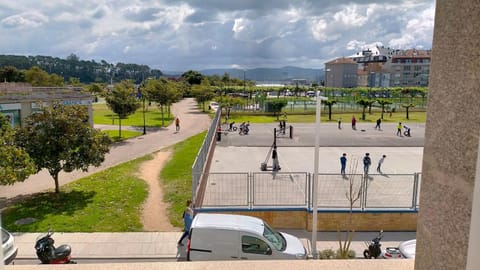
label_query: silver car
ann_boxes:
[2,228,18,265]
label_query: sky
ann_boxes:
[0,1,435,72]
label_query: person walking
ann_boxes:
[351,116,357,130]
[177,199,194,246]
[377,155,386,174]
[396,122,402,136]
[340,153,347,177]
[175,117,181,132]
[363,153,371,176]
[375,118,382,130]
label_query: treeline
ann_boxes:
[0,54,163,84]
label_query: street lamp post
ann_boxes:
[139,82,146,135]
[312,91,327,258]
[142,96,146,135]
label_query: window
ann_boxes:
[241,235,272,255]
[403,66,411,71]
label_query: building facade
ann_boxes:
[0,83,94,127]
[388,49,431,86]
[324,57,358,88]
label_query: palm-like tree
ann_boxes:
[356,99,373,120]
[376,99,393,119]
[402,103,415,120]
[324,100,337,120]
[357,99,376,120]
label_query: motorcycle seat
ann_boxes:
[55,244,72,257]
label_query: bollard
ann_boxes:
[289,125,293,139]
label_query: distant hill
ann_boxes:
[0,54,163,84]
[199,66,324,84]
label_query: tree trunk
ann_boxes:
[54,173,60,193]
[406,108,410,120]
[328,105,332,120]
[119,117,122,138]
[362,107,366,120]
[381,104,385,119]
[161,105,165,126]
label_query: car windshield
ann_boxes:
[263,223,286,251]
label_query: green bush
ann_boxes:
[319,249,336,259]
[318,248,356,259]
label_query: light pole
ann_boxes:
[140,83,146,135]
[142,96,146,135]
[312,91,327,258]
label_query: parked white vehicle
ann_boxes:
[398,239,416,258]
[186,213,306,261]
[2,228,18,265]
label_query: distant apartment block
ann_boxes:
[324,45,431,87]
[324,57,358,88]
[388,49,431,86]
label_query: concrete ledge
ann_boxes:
[6,260,415,270]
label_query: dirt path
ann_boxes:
[139,150,179,231]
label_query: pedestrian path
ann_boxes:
[0,98,211,200]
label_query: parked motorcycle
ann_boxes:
[35,230,76,264]
[363,230,403,259]
[363,231,384,259]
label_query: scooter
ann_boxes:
[35,230,76,264]
[363,231,384,259]
[363,231,403,259]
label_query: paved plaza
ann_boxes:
[204,122,424,209]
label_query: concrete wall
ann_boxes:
[6,260,415,270]
[415,1,480,269]
[219,210,417,231]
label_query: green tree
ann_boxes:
[402,103,415,120]
[145,78,181,126]
[24,66,64,86]
[356,99,374,120]
[0,66,25,82]
[0,114,36,185]
[191,79,215,112]
[15,103,112,193]
[87,83,105,97]
[181,70,204,85]
[265,99,288,120]
[376,99,393,119]
[105,80,140,137]
[324,100,337,121]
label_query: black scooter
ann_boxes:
[363,231,383,259]
[35,230,76,264]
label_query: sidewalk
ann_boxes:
[13,230,416,260]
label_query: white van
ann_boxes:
[186,213,306,261]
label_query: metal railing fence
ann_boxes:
[191,108,221,201]
[198,172,421,211]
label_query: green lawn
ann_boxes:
[102,130,143,142]
[220,111,426,124]
[93,103,173,127]
[1,132,206,232]
[1,156,151,232]
[161,132,207,228]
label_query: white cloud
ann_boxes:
[333,5,368,27]
[1,12,48,28]
[0,0,436,71]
